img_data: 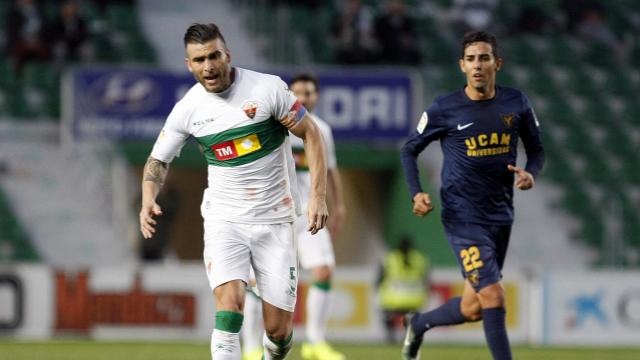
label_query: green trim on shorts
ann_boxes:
[268,332,293,348]
[215,311,244,333]
[313,280,332,291]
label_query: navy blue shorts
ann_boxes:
[443,221,512,292]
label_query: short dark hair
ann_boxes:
[461,31,499,59]
[290,73,319,92]
[183,23,226,47]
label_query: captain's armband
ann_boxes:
[279,101,307,129]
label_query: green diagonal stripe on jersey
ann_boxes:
[196,117,287,167]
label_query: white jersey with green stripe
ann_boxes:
[290,114,337,207]
[151,68,302,224]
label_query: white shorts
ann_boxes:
[203,220,298,312]
[296,215,336,269]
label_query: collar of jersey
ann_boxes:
[461,85,500,104]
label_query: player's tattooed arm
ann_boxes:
[140,156,169,239]
[143,156,169,185]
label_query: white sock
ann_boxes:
[262,332,293,360]
[306,285,332,344]
[241,291,264,353]
[211,329,241,360]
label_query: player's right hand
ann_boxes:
[139,201,163,239]
[412,192,433,217]
[307,196,329,235]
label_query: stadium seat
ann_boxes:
[602,68,636,95]
[0,188,39,261]
[122,35,157,63]
[0,58,18,92]
[0,1,10,28]
[548,36,579,65]
[621,98,640,126]
[92,33,121,62]
[497,66,518,87]
[581,95,613,125]
[107,3,139,33]
[422,36,455,65]
[6,87,32,118]
[583,43,619,68]
[545,98,578,127]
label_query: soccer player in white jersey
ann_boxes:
[242,75,347,360]
[139,23,328,360]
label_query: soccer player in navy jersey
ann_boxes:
[399,31,545,360]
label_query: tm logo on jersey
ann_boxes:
[211,134,262,160]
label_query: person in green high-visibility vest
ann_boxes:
[377,236,429,343]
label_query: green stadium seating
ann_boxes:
[2,1,156,119]
[498,33,639,264]
[548,36,578,65]
[232,0,640,266]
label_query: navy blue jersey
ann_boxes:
[401,86,545,225]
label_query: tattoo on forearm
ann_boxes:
[143,157,168,185]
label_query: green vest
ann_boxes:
[379,250,428,311]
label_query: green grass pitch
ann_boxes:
[1,341,639,359]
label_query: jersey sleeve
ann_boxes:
[317,120,338,169]
[270,77,307,125]
[519,94,545,178]
[150,102,191,163]
[400,102,447,197]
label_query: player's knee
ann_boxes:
[215,292,244,312]
[460,299,482,321]
[478,283,505,308]
[311,265,332,283]
[214,280,247,312]
[263,319,292,340]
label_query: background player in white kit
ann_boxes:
[242,74,347,360]
[139,24,328,360]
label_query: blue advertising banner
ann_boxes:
[64,67,421,142]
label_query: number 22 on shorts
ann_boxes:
[460,246,483,272]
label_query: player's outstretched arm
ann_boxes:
[413,192,434,217]
[140,156,169,238]
[507,164,534,190]
[286,114,328,235]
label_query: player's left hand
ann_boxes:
[139,201,163,239]
[307,196,329,235]
[413,192,433,217]
[508,164,534,190]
